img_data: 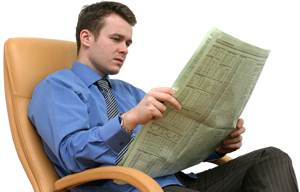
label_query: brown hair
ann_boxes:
[76,1,137,53]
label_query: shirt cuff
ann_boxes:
[203,151,226,162]
[99,115,132,153]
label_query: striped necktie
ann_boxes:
[97,79,119,120]
[97,79,134,165]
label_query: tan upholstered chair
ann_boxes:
[4,37,232,192]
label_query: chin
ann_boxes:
[107,69,121,76]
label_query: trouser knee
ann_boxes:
[239,147,292,167]
[261,146,290,159]
[256,146,294,168]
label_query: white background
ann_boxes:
[1,0,299,191]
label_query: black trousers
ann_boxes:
[163,147,298,192]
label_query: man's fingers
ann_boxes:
[148,100,167,120]
[127,87,181,126]
[133,87,181,125]
[224,135,243,145]
[152,99,167,112]
[231,126,246,137]
[151,87,176,95]
[237,118,244,128]
[222,142,242,150]
[148,88,181,110]
[239,126,246,134]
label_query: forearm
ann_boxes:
[58,117,132,173]
[210,155,233,165]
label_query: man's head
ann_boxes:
[76,1,137,53]
[76,1,137,77]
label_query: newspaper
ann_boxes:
[117,27,271,178]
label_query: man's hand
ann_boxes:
[121,87,181,130]
[216,118,245,155]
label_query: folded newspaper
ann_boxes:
[117,27,271,179]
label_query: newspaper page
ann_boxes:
[117,27,271,179]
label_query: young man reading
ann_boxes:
[28,2,298,191]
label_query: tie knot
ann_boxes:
[97,79,109,91]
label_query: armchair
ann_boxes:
[3,37,231,192]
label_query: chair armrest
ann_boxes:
[54,166,163,192]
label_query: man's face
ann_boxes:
[87,13,133,77]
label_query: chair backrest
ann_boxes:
[4,38,77,192]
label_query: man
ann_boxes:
[28,1,298,191]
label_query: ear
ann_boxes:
[80,29,93,48]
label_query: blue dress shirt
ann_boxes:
[28,61,223,192]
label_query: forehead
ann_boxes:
[100,13,133,39]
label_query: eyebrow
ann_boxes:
[111,33,133,44]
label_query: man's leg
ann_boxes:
[163,185,198,192]
[168,147,298,192]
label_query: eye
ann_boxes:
[112,38,120,42]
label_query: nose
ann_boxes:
[118,42,128,55]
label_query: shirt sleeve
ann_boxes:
[28,75,132,174]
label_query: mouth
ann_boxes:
[114,57,124,64]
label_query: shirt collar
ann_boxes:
[71,61,113,88]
